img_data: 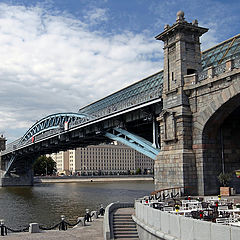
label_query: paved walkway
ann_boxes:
[2,218,104,240]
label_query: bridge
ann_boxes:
[0,71,163,186]
[1,11,240,195]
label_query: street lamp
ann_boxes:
[45,161,47,176]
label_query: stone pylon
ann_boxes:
[154,11,208,195]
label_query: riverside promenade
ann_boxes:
[2,195,240,240]
[1,218,104,240]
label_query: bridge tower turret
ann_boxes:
[154,12,208,194]
[155,10,208,105]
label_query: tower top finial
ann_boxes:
[176,10,185,22]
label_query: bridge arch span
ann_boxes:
[195,80,240,136]
[20,112,90,144]
[195,84,240,195]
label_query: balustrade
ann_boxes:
[198,53,240,82]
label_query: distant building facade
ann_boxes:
[50,142,153,175]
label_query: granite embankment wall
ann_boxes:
[133,201,240,240]
[34,175,154,183]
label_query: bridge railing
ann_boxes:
[197,53,240,82]
[2,139,21,155]
[233,56,240,68]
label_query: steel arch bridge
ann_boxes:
[0,112,94,179]
[20,112,91,144]
[2,112,93,157]
[0,110,160,183]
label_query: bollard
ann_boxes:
[0,219,7,236]
[59,215,67,231]
[99,205,105,216]
[29,223,40,233]
[91,211,98,219]
[85,209,92,222]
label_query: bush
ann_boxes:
[136,168,141,175]
[218,172,232,187]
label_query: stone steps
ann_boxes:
[113,210,139,240]
[114,220,135,223]
[113,225,136,228]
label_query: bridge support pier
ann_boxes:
[155,149,198,195]
[155,110,198,195]
[154,11,209,195]
[0,169,34,187]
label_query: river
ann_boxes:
[0,181,154,229]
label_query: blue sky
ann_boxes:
[0,0,239,142]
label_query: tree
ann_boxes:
[136,168,142,175]
[218,172,232,187]
[33,155,56,176]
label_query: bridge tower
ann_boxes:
[154,11,208,194]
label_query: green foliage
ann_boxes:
[136,168,142,175]
[218,172,232,187]
[33,155,56,176]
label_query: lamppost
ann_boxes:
[45,161,47,176]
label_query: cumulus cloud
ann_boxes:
[0,3,163,142]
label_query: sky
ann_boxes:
[0,0,239,142]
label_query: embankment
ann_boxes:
[34,175,154,183]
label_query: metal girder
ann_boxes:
[20,112,90,144]
[105,127,160,160]
[3,155,17,176]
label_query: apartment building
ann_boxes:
[50,142,153,175]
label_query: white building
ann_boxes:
[50,142,153,175]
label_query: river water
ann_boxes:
[0,181,154,229]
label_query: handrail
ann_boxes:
[150,186,184,195]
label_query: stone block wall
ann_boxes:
[0,169,34,186]
[189,68,240,195]
[155,60,240,195]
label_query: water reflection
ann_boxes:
[0,181,153,228]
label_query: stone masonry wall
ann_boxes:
[188,67,240,194]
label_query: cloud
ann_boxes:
[2,0,238,143]
[0,3,163,142]
[199,22,219,51]
[83,7,108,25]
[149,0,240,50]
